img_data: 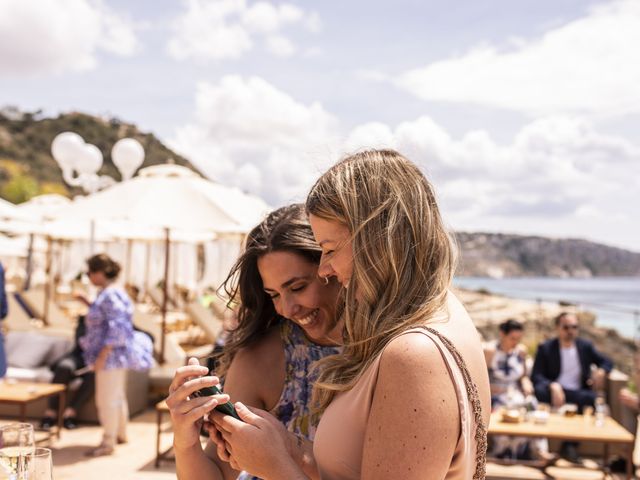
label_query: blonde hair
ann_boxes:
[306,149,456,409]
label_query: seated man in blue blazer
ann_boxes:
[532,311,613,461]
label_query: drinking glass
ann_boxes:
[32,448,53,480]
[0,423,35,480]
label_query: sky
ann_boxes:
[1,0,639,252]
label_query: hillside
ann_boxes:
[0,107,198,202]
[456,231,640,277]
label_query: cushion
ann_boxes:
[6,332,57,369]
[5,366,54,383]
[42,336,73,366]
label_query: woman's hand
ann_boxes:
[166,357,230,451]
[210,402,297,478]
[520,376,534,397]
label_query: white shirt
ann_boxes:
[557,345,582,390]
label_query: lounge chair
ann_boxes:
[4,293,34,331]
[133,308,186,365]
[147,287,178,311]
[184,301,224,343]
[20,288,73,330]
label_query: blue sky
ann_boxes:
[1,0,638,251]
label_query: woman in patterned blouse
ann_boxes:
[78,253,153,457]
[167,204,343,480]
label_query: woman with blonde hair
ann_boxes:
[211,149,491,479]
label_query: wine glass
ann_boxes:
[0,423,35,480]
[31,448,54,480]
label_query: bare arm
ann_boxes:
[361,334,459,479]
[207,329,320,479]
[175,328,284,480]
[169,359,228,480]
[202,337,283,480]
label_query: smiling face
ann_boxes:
[308,214,354,288]
[257,250,341,345]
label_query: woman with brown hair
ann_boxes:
[167,204,343,480]
[212,149,491,479]
[78,253,153,456]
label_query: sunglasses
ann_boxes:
[562,325,578,331]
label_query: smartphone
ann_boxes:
[192,384,242,420]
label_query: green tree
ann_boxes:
[1,173,39,203]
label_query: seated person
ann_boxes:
[41,316,95,430]
[485,319,551,461]
[485,319,533,407]
[532,311,613,462]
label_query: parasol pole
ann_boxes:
[159,227,170,364]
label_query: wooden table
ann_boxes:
[489,411,635,479]
[155,400,174,467]
[0,381,66,441]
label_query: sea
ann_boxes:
[453,276,640,340]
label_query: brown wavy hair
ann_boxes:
[87,253,121,280]
[216,204,330,376]
[306,149,456,409]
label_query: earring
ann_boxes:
[320,276,329,285]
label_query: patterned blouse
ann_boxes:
[488,340,527,407]
[79,286,153,371]
[237,319,340,480]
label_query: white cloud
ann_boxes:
[171,77,640,249]
[169,75,339,204]
[0,0,138,75]
[395,0,640,117]
[266,35,296,57]
[167,0,320,61]
[341,114,640,248]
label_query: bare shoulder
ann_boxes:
[362,332,459,479]
[231,326,282,368]
[378,331,457,398]
[380,331,444,373]
[224,326,285,409]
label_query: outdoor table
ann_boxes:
[0,381,66,442]
[489,411,635,479]
[155,400,174,467]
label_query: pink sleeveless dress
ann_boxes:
[313,327,487,479]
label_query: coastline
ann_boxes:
[454,286,636,376]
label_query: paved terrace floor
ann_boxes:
[13,408,635,480]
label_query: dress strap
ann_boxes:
[422,327,487,480]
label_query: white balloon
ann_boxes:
[51,132,85,170]
[112,138,145,180]
[76,143,103,175]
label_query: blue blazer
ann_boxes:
[532,337,613,392]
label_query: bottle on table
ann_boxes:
[594,395,609,427]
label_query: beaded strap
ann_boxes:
[423,327,487,480]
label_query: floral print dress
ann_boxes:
[237,319,340,480]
